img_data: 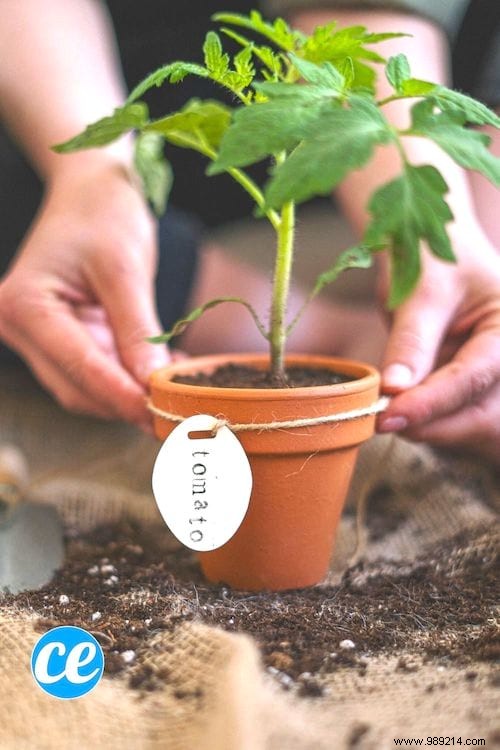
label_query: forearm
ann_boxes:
[0,0,131,179]
[292,9,484,247]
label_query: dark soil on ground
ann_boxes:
[5,519,499,698]
[173,363,351,389]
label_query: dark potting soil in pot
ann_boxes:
[172,363,351,389]
[5,520,498,698]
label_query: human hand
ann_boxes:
[377,231,500,466]
[0,155,170,430]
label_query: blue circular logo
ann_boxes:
[31,626,105,699]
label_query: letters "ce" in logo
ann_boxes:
[31,626,105,699]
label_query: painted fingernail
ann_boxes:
[382,363,414,390]
[378,416,409,433]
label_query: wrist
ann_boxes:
[45,135,135,185]
[42,142,153,232]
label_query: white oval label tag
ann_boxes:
[152,414,253,552]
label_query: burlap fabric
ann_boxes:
[0,365,498,750]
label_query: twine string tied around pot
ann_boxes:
[146,395,390,435]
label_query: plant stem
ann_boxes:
[377,94,402,107]
[227,167,281,231]
[269,199,295,384]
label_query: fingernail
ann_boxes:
[135,353,170,383]
[150,352,170,371]
[378,415,409,433]
[382,363,414,390]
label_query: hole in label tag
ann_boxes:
[152,414,253,552]
[188,430,217,440]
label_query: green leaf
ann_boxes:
[53,104,148,152]
[409,101,500,185]
[380,67,436,100]
[400,78,436,97]
[338,57,355,89]
[301,24,403,65]
[363,32,408,44]
[212,11,297,51]
[288,53,344,91]
[386,54,411,93]
[356,48,386,64]
[202,31,255,97]
[220,28,284,77]
[133,132,172,216]
[148,297,268,342]
[299,19,337,57]
[302,24,366,61]
[298,23,406,92]
[209,92,338,173]
[126,63,208,104]
[209,60,349,174]
[312,245,373,296]
[146,99,231,154]
[350,59,377,92]
[431,86,500,127]
[253,80,341,101]
[256,46,284,77]
[264,97,394,208]
[388,236,421,309]
[365,165,455,307]
[203,31,229,77]
[234,45,254,79]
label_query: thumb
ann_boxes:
[93,264,170,386]
[381,293,453,394]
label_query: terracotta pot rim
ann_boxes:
[150,352,379,402]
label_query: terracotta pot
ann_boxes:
[150,353,380,591]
